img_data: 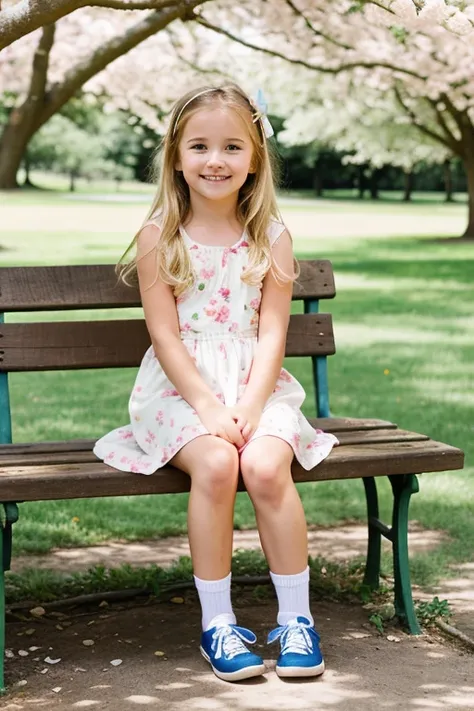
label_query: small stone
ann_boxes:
[87,620,95,626]
[16,680,27,687]
[29,606,46,618]
[5,649,15,659]
[44,656,61,665]
[99,601,109,608]
[82,639,94,647]
[29,647,41,652]
[56,625,64,631]
[18,650,29,657]
[154,651,165,657]
[24,629,36,636]
[40,669,48,674]
[170,597,184,604]
[74,667,87,673]
[110,659,122,666]
[124,639,133,644]
[52,687,62,693]
[387,635,401,643]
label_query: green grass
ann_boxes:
[1,186,473,589]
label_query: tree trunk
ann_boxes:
[444,159,454,203]
[461,157,474,239]
[357,165,366,199]
[0,112,40,189]
[70,172,76,192]
[369,168,379,199]
[403,170,413,202]
[313,171,323,197]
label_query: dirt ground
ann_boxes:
[3,592,474,711]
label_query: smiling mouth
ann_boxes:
[201,175,231,181]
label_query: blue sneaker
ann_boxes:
[267,616,325,678]
[200,623,265,681]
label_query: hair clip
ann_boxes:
[251,89,274,139]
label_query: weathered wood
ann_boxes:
[0,418,400,459]
[0,314,335,372]
[0,260,335,313]
[0,439,464,502]
[0,429,428,467]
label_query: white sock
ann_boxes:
[194,572,237,631]
[270,566,314,626]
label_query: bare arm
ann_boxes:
[238,229,294,416]
[136,225,244,446]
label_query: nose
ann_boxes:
[206,151,225,168]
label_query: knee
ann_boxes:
[240,454,289,506]
[193,442,239,500]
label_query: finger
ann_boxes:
[216,427,232,443]
[235,415,247,430]
[242,423,253,440]
[228,422,245,448]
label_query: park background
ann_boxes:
[0,0,473,611]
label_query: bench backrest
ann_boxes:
[0,261,336,440]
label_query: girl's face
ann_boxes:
[176,106,255,206]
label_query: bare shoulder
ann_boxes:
[271,228,294,273]
[137,223,162,259]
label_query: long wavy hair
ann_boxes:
[118,83,295,294]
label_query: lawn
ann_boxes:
[1,184,473,587]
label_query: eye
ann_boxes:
[226,144,242,151]
[190,143,206,151]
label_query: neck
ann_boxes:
[187,190,240,228]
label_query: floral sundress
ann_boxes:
[93,217,338,474]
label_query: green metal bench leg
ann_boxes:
[363,477,381,589]
[389,475,422,635]
[0,503,19,693]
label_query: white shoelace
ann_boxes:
[211,626,253,660]
[268,618,316,655]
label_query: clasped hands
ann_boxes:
[198,401,262,449]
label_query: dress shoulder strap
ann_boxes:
[142,210,162,231]
[268,219,286,247]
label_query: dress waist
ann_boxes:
[180,328,257,342]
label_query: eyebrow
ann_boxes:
[186,137,246,144]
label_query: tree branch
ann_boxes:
[0,0,196,50]
[195,14,427,81]
[394,84,461,155]
[283,0,352,50]
[426,97,460,151]
[37,1,207,126]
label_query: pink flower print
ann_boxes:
[161,388,179,397]
[250,314,259,326]
[216,393,225,403]
[155,410,164,425]
[222,249,230,268]
[170,418,175,427]
[215,304,230,323]
[176,436,183,445]
[279,369,293,383]
[200,267,215,280]
[130,461,142,473]
[229,322,239,333]
[119,429,134,440]
[249,297,261,310]
[120,455,131,464]
[219,342,228,359]
[219,287,231,300]
[204,307,217,317]
[190,244,199,251]
[273,384,282,393]
[180,322,192,332]
[145,429,156,445]
[161,448,170,464]
[135,386,143,393]
[105,452,115,461]
[241,240,249,248]
[292,433,301,449]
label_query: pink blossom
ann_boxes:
[200,267,215,279]
[170,418,175,427]
[279,369,293,383]
[228,322,239,332]
[215,305,230,323]
[161,388,179,397]
[105,452,115,461]
[119,429,134,440]
[219,342,228,358]
[249,297,261,310]
[219,287,231,300]
[155,411,164,424]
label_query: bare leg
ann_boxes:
[240,436,308,574]
[171,435,239,580]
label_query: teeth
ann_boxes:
[203,176,228,181]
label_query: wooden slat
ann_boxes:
[0,418,399,459]
[0,439,464,502]
[0,429,428,468]
[0,314,335,372]
[0,261,335,313]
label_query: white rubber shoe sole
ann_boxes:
[200,646,266,681]
[276,659,325,678]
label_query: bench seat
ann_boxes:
[0,418,464,502]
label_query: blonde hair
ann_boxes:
[118,83,296,294]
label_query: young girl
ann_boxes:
[94,84,338,682]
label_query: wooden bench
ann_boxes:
[0,260,464,691]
